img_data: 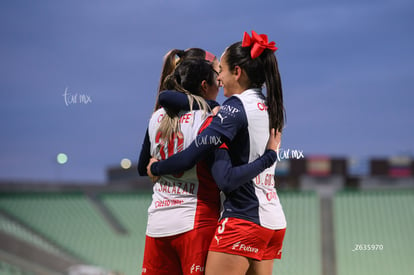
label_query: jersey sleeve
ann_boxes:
[211,148,277,193]
[137,128,151,176]
[208,96,247,141]
[150,96,247,176]
[150,127,223,176]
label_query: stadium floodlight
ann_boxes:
[57,153,68,164]
[120,158,132,169]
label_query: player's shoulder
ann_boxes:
[150,107,165,117]
[148,108,166,130]
[219,96,245,117]
[211,96,247,131]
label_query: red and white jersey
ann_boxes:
[233,90,286,230]
[146,108,220,237]
[209,89,286,230]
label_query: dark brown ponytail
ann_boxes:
[224,42,285,132]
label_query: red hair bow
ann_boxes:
[242,30,277,59]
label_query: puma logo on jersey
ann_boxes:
[217,113,227,124]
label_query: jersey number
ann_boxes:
[217,218,229,234]
[155,132,184,178]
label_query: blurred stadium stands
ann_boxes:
[0,156,413,275]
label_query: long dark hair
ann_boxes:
[224,42,285,132]
[154,48,216,111]
[157,58,215,141]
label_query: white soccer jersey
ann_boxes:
[209,89,286,230]
[146,108,219,237]
[234,90,286,229]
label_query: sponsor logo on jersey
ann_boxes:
[218,104,240,121]
[154,199,184,208]
[266,190,279,201]
[257,102,268,111]
[232,241,241,250]
[179,113,193,123]
[190,264,204,273]
[231,241,259,253]
[156,112,193,124]
[220,105,240,114]
[157,113,164,123]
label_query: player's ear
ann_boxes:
[233,66,242,81]
[201,80,208,95]
[233,65,241,75]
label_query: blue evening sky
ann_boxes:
[1,0,413,182]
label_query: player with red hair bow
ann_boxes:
[148,30,287,275]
